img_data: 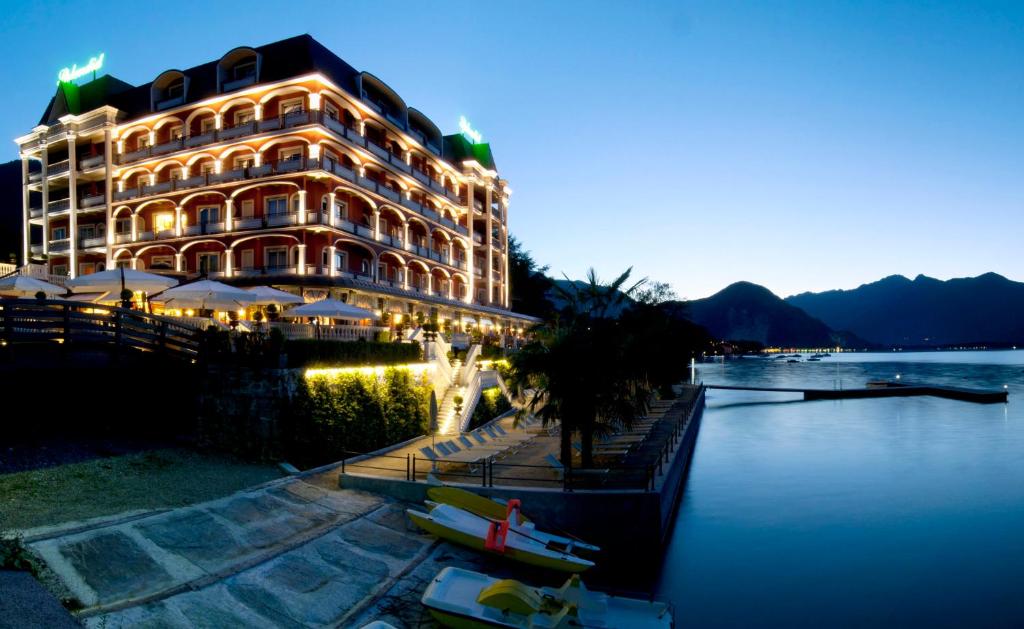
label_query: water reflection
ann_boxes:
[658,351,1024,628]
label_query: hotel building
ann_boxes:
[16,35,533,330]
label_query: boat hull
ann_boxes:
[407,508,593,573]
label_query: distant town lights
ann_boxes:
[459,116,483,144]
[58,53,105,85]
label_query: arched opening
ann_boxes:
[152,70,188,111]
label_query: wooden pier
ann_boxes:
[707,381,1008,404]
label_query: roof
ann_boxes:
[39,35,363,125]
[442,133,497,170]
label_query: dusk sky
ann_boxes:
[2,1,1021,299]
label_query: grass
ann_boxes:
[0,448,283,531]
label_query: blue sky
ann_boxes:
[2,0,1021,298]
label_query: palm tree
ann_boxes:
[507,268,709,468]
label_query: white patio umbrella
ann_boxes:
[245,286,305,306]
[65,268,178,294]
[0,275,66,297]
[151,280,257,311]
[280,298,376,320]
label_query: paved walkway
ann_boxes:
[27,472,443,627]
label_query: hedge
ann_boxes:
[284,340,422,368]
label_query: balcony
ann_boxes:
[81,236,106,249]
[48,160,70,176]
[48,198,70,212]
[80,194,106,208]
[186,132,215,148]
[49,239,70,252]
[79,154,105,170]
[223,75,256,92]
[235,217,262,230]
[184,222,225,235]
[138,231,155,241]
[156,96,185,111]
[153,138,184,156]
[267,212,298,227]
[114,233,132,244]
[379,233,403,249]
[220,122,255,141]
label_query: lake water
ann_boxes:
[657,351,1024,627]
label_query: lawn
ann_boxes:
[0,449,283,532]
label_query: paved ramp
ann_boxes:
[28,476,438,627]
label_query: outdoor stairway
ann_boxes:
[437,385,463,435]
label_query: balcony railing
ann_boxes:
[113,156,467,241]
[267,212,298,227]
[79,154,105,169]
[49,239,70,252]
[48,199,70,212]
[29,208,43,218]
[80,194,106,208]
[81,236,106,249]
[114,233,132,244]
[48,160,70,176]
[184,222,225,235]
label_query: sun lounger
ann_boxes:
[544,454,565,480]
[458,435,504,454]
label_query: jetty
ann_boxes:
[707,381,1008,404]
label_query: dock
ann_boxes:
[707,381,1008,404]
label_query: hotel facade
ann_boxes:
[16,35,532,331]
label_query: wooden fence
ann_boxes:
[0,299,200,360]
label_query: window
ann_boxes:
[154,213,175,232]
[79,225,96,239]
[115,218,131,234]
[234,155,255,169]
[166,79,184,100]
[200,161,216,175]
[360,260,369,275]
[53,264,68,276]
[51,226,67,240]
[198,206,219,224]
[137,133,151,149]
[291,194,302,213]
[378,263,387,280]
[279,146,302,162]
[240,249,254,270]
[325,103,339,120]
[169,126,184,140]
[335,251,346,272]
[265,247,288,269]
[232,60,256,81]
[265,196,288,216]
[335,200,348,221]
[150,255,173,269]
[280,97,303,115]
[197,252,220,274]
[200,118,216,134]
[241,199,254,218]
[234,109,255,126]
[78,262,96,276]
[169,168,182,181]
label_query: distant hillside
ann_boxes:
[786,273,1024,347]
[684,282,866,348]
[0,159,20,263]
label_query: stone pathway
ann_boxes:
[27,474,443,627]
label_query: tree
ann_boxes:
[508,235,554,317]
[507,268,708,468]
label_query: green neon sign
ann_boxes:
[57,53,105,85]
[459,115,483,144]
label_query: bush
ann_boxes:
[282,368,431,468]
[467,387,513,430]
[285,340,421,368]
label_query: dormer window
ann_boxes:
[232,60,256,81]
[166,79,184,100]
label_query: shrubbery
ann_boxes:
[281,368,431,468]
[468,387,513,430]
[285,340,421,368]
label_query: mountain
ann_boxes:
[786,273,1024,347]
[684,282,865,348]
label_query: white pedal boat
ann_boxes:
[407,503,595,573]
[422,566,674,628]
